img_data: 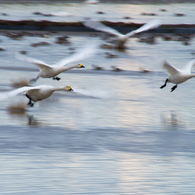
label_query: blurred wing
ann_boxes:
[163,60,179,76]
[54,42,97,67]
[15,53,52,70]
[126,19,161,37]
[84,20,122,37]
[0,86,40,100]
[182,59,195,73]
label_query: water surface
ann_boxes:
[0,2,195,194]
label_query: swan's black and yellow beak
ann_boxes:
[67,86,74,91]
[79,64,85,68]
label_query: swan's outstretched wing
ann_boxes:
[126,19,161,37]
[163,60,179,76]
[54,42,97,67]
[182,59,195,73]
[84,20,122,37]
[15,53,52,70]
[0,86,41,100]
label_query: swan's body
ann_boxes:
[84,19,161,49]
[160,59,195,92]
[0,85,73,107]
[84,0,99,3]
[16,43,97,81]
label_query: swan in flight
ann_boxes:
[84,0,99,3]
[15,43,97,82]
[83,19,161,49]
[0,85,73,107]
[160,59,195,92]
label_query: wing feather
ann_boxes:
[163,60,179,76]
[84,20,122,37]
[0,86,41,100]
[54,42,97,67]
[126,19,161,37]
[182,59,195,73]
[15,53,52,70]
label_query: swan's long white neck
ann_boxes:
[62,65,77,71]
[53,86,67,92]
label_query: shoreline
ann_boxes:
[0,0,194,4]
[0,20,195,33]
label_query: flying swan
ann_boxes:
[15,43,97,82]
[160,59,195,92]
[0,85,73,107]
[83,19,161,49]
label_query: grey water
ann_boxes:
[0,2,195,194]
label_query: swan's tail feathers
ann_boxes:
[126,19,161,37]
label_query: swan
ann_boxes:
[15,43,97,82]
[160,59,195,92]
[84,0,99,3]
[0,85,73,107]
[83,19,161,49]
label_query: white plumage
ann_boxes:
[160,59,195,92]
[84,19,161,48]
[16,43,97,81]
[0,85,73,107]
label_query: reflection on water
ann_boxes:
[27,115,47,127]
[161,110,185,129]
[0,2,195,194]
[7,101,27,115]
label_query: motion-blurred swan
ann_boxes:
[16,43,97,82]
[0,85,73,107]
[84,0,99,4]
[84,19,161,49]
[160,59,195,92]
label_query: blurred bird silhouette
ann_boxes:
[0,85,73,107]
[160,59,195,92]
[15,43,97,82]
[84,19,161,49]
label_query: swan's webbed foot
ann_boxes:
[27,101,34,107]
[30,76,39,83]
[171,85,177,92]
[26,94,34,107]
[53,77,61,81]
[160,79,168,89]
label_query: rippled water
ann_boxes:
[0,2,195,24]
[0,2,195,194]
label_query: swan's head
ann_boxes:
[77,64,85,68]
[65,86,73,91]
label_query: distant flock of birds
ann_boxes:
[1,18,195,107]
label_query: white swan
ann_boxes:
[15,43,97,82]
[84,19,161,49]
[84,0,99,4]
[0,85,73,107]
[160,59,195,92]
